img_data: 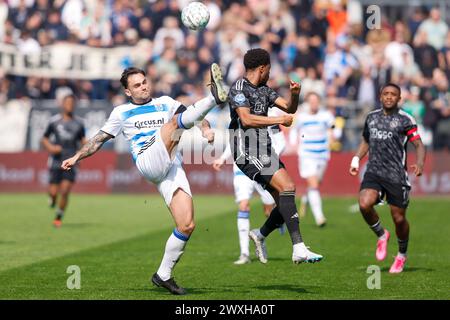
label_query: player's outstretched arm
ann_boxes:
[273,80,301,114]
[236,107,293,128]
[410,138,426,176]
[61,130,113,171]
[349,140,369,176]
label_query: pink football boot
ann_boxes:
[389,255,407,273]
[376,229,390,261]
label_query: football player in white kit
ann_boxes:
[289,92,341,227]
[61,64,228,295]
[213,107,286,264]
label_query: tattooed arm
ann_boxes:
[61,130,113,170]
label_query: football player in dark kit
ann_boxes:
[228,48,323,264]
[41,88,86,228]
[349,83,426,273]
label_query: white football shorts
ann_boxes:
[299,157,328,180]
[136,129,192,206]
[233,169,275,205]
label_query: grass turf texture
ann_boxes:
[0,193,449,300]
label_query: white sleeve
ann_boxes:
[163,96,182,117]
[100,108,122,138]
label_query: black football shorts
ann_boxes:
[235,152,285,193]
[361,172,411,209]
[49,168,77,184]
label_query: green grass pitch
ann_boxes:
[0,193,449,300]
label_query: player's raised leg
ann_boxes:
[152,188,194,295]
[389,205,409,273]
[174,63,227,129]
[160,63,227,157]
[359,189,390,261]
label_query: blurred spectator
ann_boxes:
[413,30,439,79]
[0,0,9,42]
[137,16,154,40]
[153,16,184,56]
[355,63,376,107]
[265,10,287,54]
[438,31,450,80]
[428,69,450,149]
[0,0,449,152]
[204,0,222,31]
[384,30,414,72]
[326,0,347,37]
[8,0,29,30]
[403,86,426,124]
[79,1,111,46]
[323,38,357,91]
[417,7,448,51]
[298,67,326,99]
[293,35,318,73]
[402,86,433,146]
[17,29,40,54]
[407,7,426,38]
[46,9,69,42]
[61,0,84,34]
[155,48,179,79]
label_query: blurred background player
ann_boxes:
[349,83,426,273]
[41,87,86,228]
[212,113,286,265]
[228,48,323,265]
[61,64,227,294]
[289,92,342,227]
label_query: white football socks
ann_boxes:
[301,194,308,206]
[157,229,189,281]
[307,188,326,225]
[237,211,250,257]
[177,94,216,129]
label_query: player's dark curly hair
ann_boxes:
[120,67,146,89]
[243,48,271,70]
[380,83,401,94]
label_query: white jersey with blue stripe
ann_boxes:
[291,110,334,160]
[100,96,181,160]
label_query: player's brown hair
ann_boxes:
[120,67,146,89]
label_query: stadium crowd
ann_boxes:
[0,0,450,150]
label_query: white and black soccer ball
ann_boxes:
[181,2,210,31]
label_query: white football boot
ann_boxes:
[249,229,268,264]
[292,243,323,264]
[233,254,251,265]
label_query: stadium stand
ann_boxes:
[0,0,449,152]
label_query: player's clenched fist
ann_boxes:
[61,156,78,171]
[410,164,423,177]
[349,156,359,176]
[282,115,294,127]
[289,80,301,95]
[212,158,225,171]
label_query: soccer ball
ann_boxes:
[181,2,210,31]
